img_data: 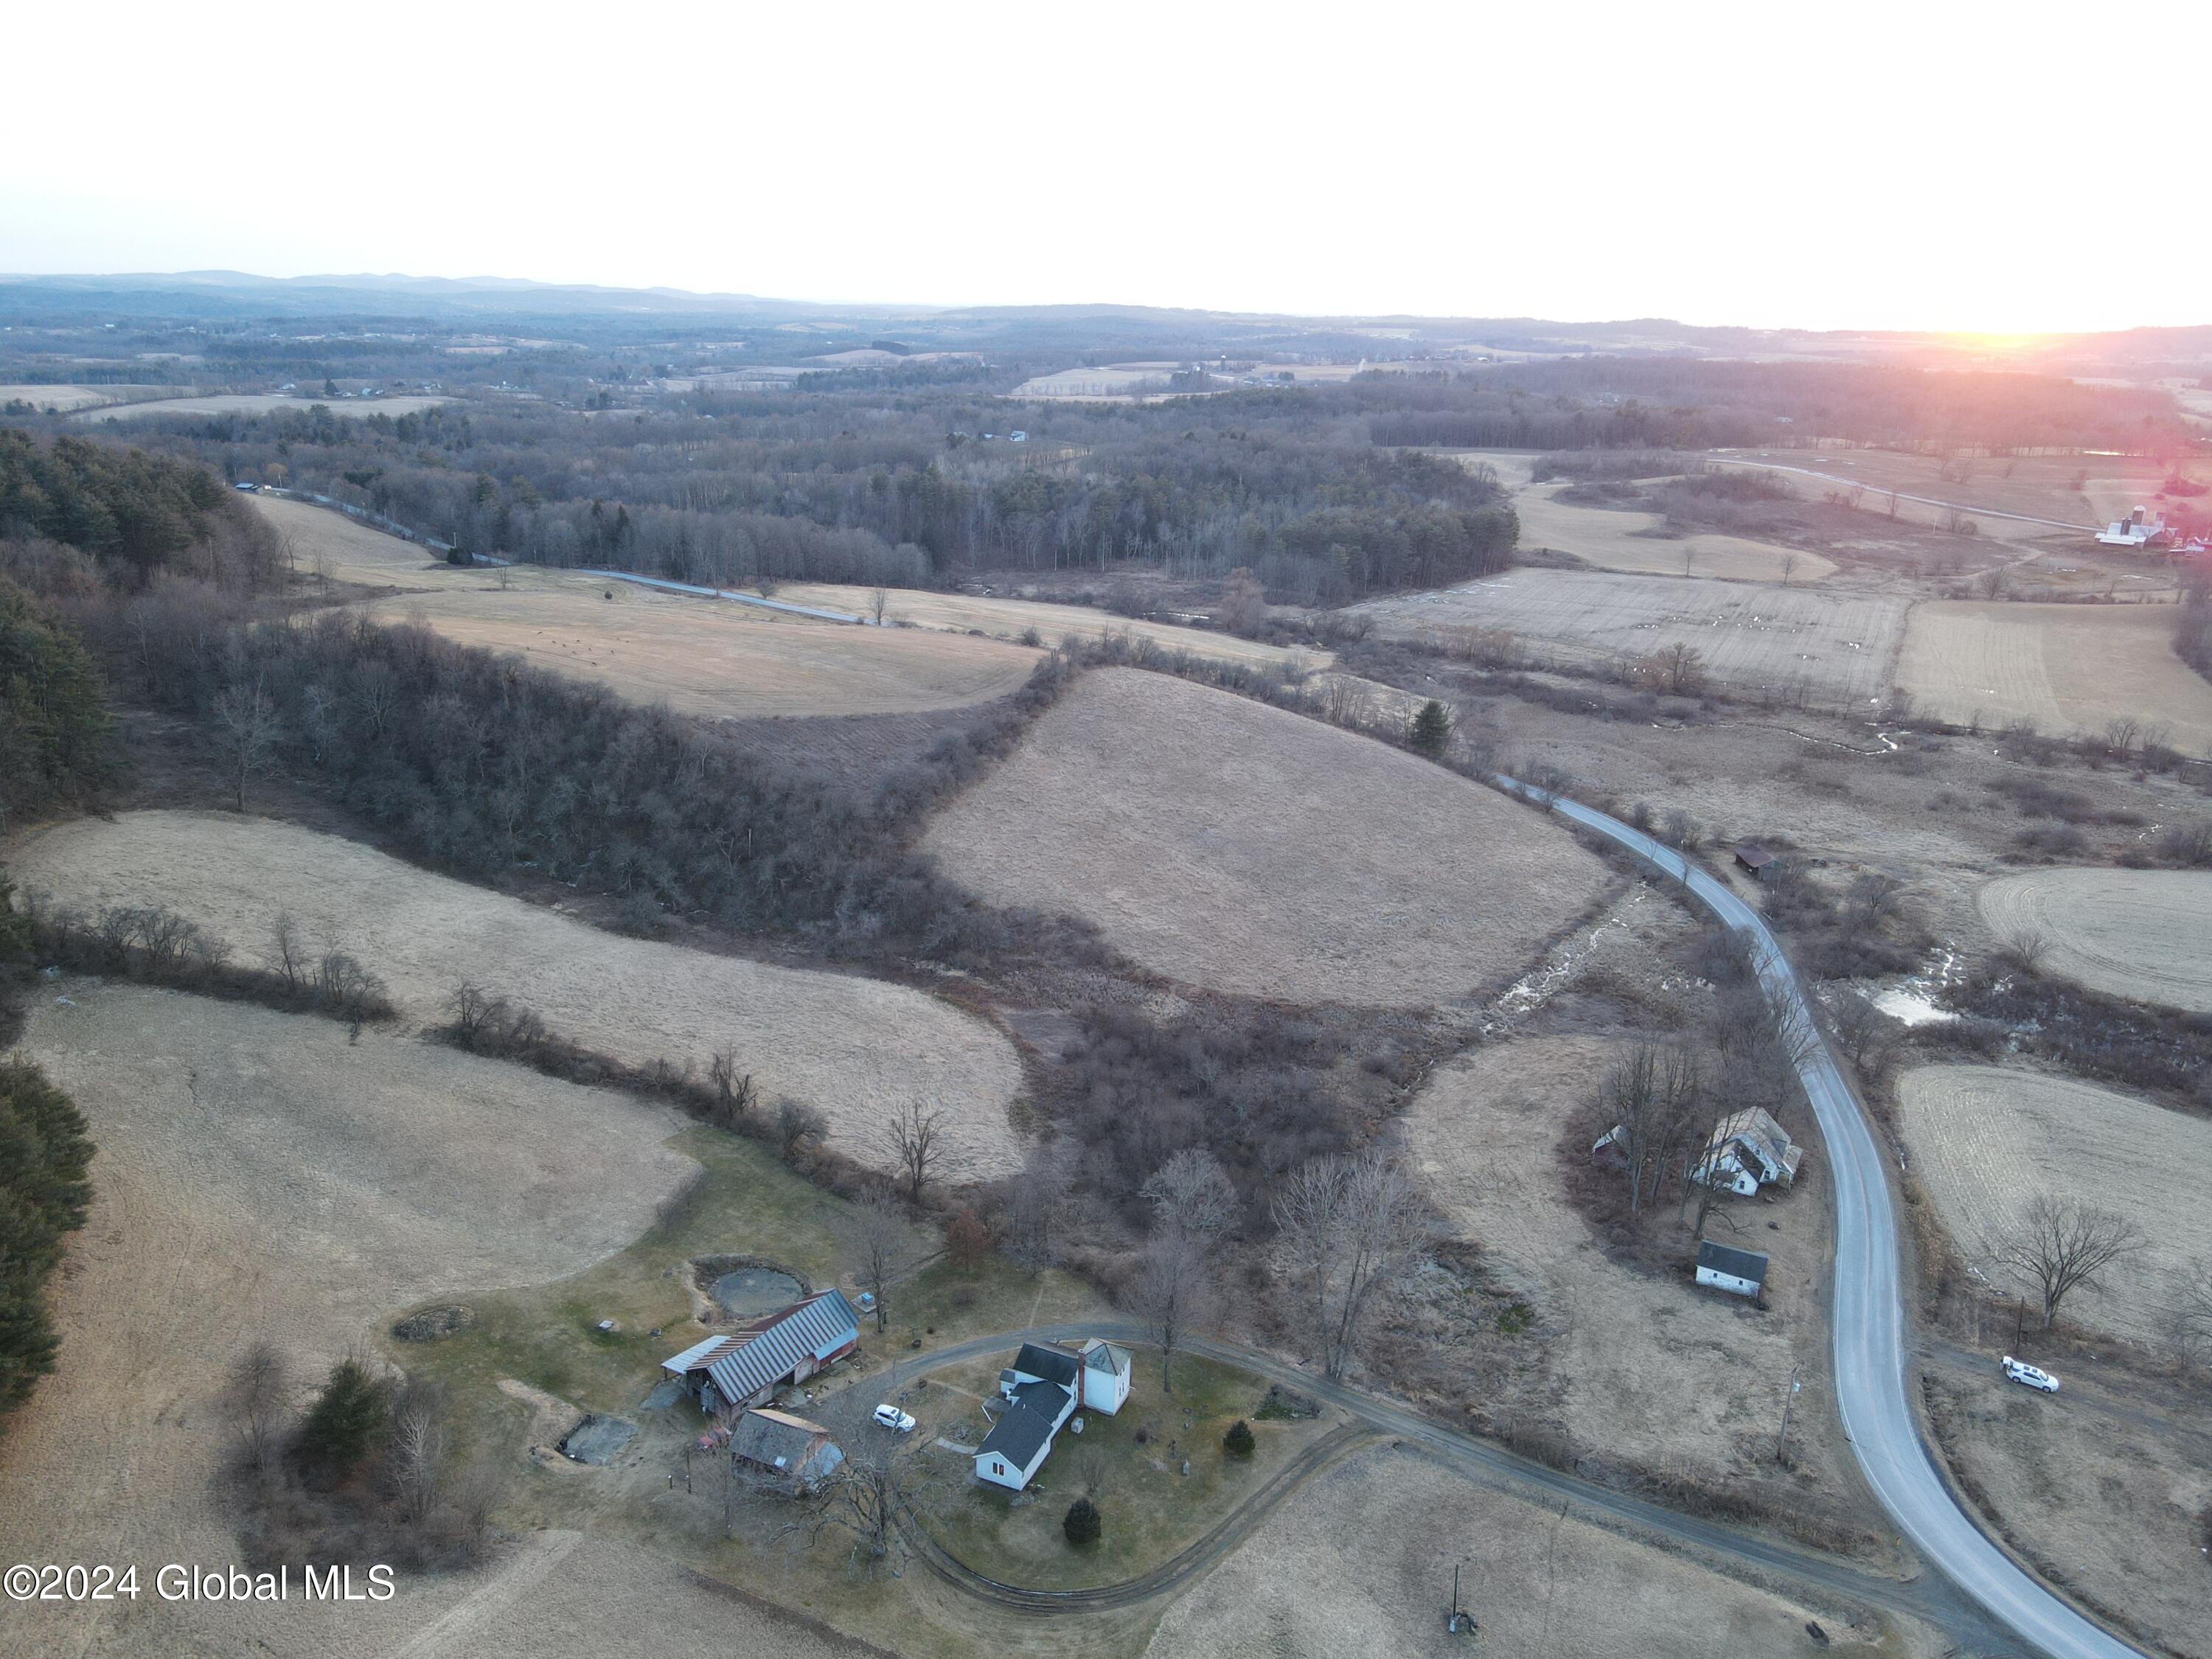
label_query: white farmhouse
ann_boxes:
[1692,1108,1804,1197]
[2097,507,2168,549]
[973,1340,1131,1492]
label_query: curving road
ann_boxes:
[1495,777,2142,1659]
[882,1321,2006,1643]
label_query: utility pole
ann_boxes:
[1775,1364,1802,1465]
[1447,1557,1475,1635]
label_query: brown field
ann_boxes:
[1355,568,1909,703]
[364,587,1041,720]
[73,392,456,422]
[768,581,1329,672]
[1978,868,2212,1013]
[922,669,1607,1006]
[1403,1035,1850,1495]
[1893,601,2212,755]
[1895,1065,2212,1341]
[0,982,699,1658]
[1143,1442,1925,1659]
[1712,448,2187,538]
[254,498,1043,719]
[10,811,1026,1178]
[1925,1367,2212,1659]
[1487,464,1838,583]
[0,382,173,412]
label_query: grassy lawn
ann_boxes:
[385,1124,1106,1495]
[922,1351,1335,1590]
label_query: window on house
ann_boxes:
[992,1462,1004,1475]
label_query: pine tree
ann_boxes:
[1063,1496,1102,1547]
[296,1359,390,1475]
[1408,698,1453,758]
[1223,1419,1256,1458]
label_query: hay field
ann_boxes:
[0,982,697,1658]
[10,812,1025,1178]
[74,392,455,422]
[1977,869,2212,1013]
[0,382,166,411]
[1144,1443,1919,1659]
[252,498,1043,719]
[922,669,1606,1006]
[1356,568,1908,703]
[1896,1065,2212,1340]
[1496,468,1837,583]
[1714,448,2154,536]
[1404,1036,1843,1489]
[1893,600,2212,754]
[362,587,1040,720]
[769,581,1326,672]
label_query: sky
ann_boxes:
[5,0,2206,333]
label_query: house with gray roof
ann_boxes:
[975,1338,1133,1491]
[1695,1239,1769,1298]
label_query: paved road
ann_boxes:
[879,1321,2008,1642]
[1494,777,2141,1659]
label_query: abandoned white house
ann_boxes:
[660,1289,860,1416]
[1695,1239,1769,1298]
[1692,1108,1804,1196]
[729,1407,844,1495]
[973,1339,1132,1492]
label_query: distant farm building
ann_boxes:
[660,1289,860,1416]
[1695,1239,1769,1298]
[729,1408,843,1494]
[975,1339,1131,1492]
[2096,507,2169,549]
[1694,1108,1805,1196]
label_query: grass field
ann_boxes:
[1895,1065,2212,1340]
[1142,1441,1922,1658]
[0,382,173,411]
[1464,457,1838,583]
[74,392,456,422]
[1977,868,2212,1014]
[922,669,1607,1006]
[768,582,1324,673]
[1403,1034,1846,1494]
[1893,601,2212,755]
[0,982,698,1658]
[1925,1368,2212,1659]
[10,811,1026,1178]
[363,586,1042,720]
[1711,448,2191,538]
[1355,568,1908,703]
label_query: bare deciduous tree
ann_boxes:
[1827,987,1905,1079]
[1271,1149,1427,1381]
[212,683,282,811]
[848,1192,907,1334]
[226,1340,287,1473]
[1139,1147,1237,1251]
[1995,1196,2144,1330]
[1598,1042,1703,1214]
[869,587,889,624]
[271,911,307,995]
[1004,1139,1074,1275]
[707,1047,755,1126]
[775,1096,829,1158]
[388,1380,448,1527]
[780,1436,939,1576]
[1128,1233,1214,1394]
[878,1101,947,1203]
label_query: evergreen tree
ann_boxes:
[1062,1495,1101,1547]
[1222,1419,1256,1458]
[0,1059,94,1428]
[296,1358,390,1475]
[1408,698,1453,759]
